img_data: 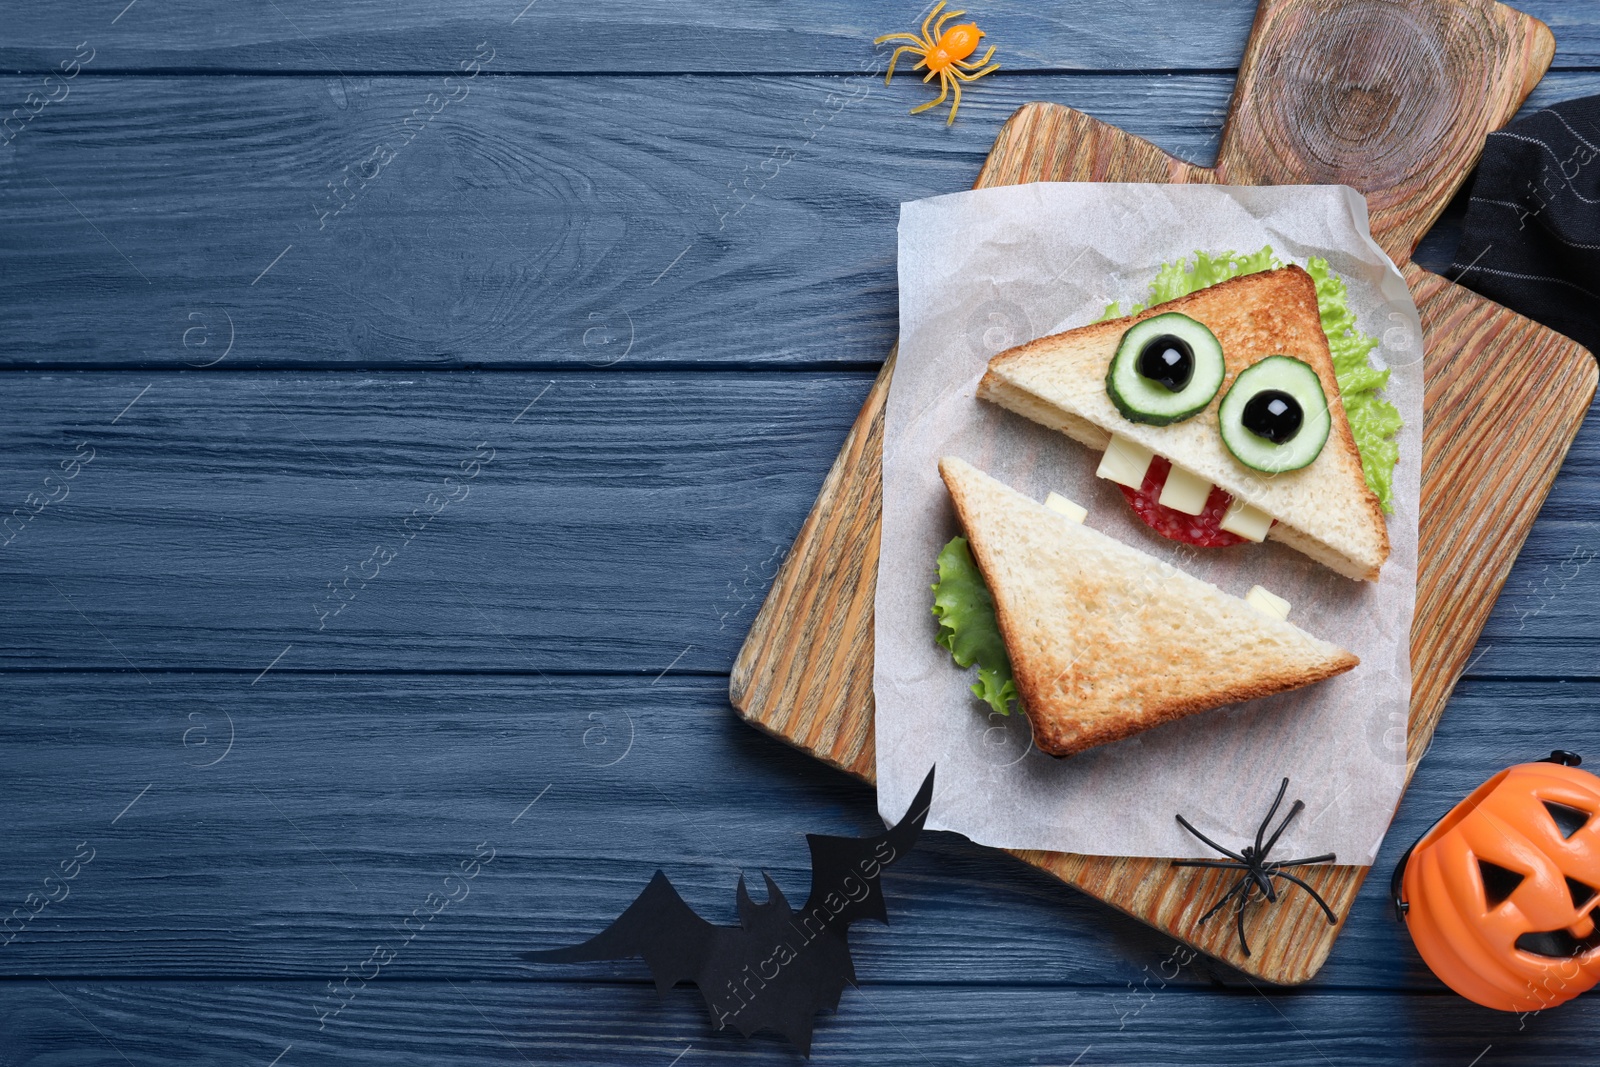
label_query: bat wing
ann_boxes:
[523,869,716,994]
[801,765,934,932]
[524,770,934,1059]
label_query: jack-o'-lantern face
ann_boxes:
[1397,756,1600,1012]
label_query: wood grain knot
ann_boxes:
[1216,0,1547,229]
[1253,2,1456,190]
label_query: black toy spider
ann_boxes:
[1171,777,1338,956]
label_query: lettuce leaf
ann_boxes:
[931,536,1017,716]
[1099,247,1281,320]
[1097,246,1401,512]
[1305,258,1402,514]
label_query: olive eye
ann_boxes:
[1106,312,1225,425]
[1477,859,1526,908]
[1241,389,1303,443]
[1218,355,1332,473]
[1136,335,1194,392]
[1544,800,1590,840]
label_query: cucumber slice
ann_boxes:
[1218,356,1331,473]
[1105,312,1225,425]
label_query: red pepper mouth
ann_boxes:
[1116,455,1269,548]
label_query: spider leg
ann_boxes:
[1255,778,1291,857]
[1174,813,1246,862]
[934,8,964,38]
[920,1,945,45]
[954,46,997,69]
[1236,892,1253,956]
[1267,869,1340,924]
[948,64,998,83]
[908,72,949,116]
[884,44,927,82]
[951,62,999,80]
[1267,853,1337,868]
[1259,799,1306,861]
[1196,875,1252,925]
[1170,859,1252,872]
[946,72,961,125]
[873,32,927,45]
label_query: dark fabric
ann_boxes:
[1449,94,1600,357]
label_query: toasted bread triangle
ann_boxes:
[978,266,1390,580]
[939,457,1358,757]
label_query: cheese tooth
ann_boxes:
[1157,464,1211,516]
[1044,492,1087,523]
[1096,435,1155,489]
[1220,498,1274,542]
[1245,585,1292,621]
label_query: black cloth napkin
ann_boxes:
[1449,94,1600,357]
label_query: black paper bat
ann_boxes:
[524,766,935,1056]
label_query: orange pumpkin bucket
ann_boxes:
[1393,751,1600,1012]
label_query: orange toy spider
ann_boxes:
[874,1,999,126]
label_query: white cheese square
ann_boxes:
[1219,498,1274,542]
[1044,492,1087,523]
[1245,585,1292,621]
[1095,435,1155,489]
[1157,464,1211,515]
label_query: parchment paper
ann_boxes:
[874,183,1421,865]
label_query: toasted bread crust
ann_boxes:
[940,456,1359,758]
[979,266,1391,581]
[1019,647,1358,757]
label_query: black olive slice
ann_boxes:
[1241,389,1303,444]
[1135,334,1195,393]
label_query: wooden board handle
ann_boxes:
[1215,0,1554,262]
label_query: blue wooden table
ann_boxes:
[4,2,1600,1062]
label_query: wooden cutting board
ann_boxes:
[730,0,1597,983]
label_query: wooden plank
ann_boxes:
[0,671,1188,985]
[4,0,1598,72]
[1453,402,1600,678]
[0,372,1594,676]
[0,371,867,673]
[1477,526,1600,677]
[0,1,1256,74]
[2,71,1596,371]
[0,670,1588,990]
[730,0,1598,984]
[0,73,1231,370]
[6,978,1600,1065]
